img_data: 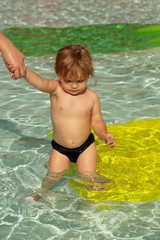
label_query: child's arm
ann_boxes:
[91,93,115,148]
[10,66,58,94]
[0,32,26,78]
[24,68,59,94]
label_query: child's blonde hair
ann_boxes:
[55,45,95,80]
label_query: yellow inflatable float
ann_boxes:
[48,118,160,203]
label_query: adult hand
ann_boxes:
[0,32,26,79]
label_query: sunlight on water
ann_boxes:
[1,47,160,239]
[0,0,160,239]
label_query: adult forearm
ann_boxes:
[0,32,17,55]
[0,32,5,50]
[0,32,26,78]
[0,32,8,50]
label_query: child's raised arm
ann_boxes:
[24,68,58,94]
[10,65,58,94]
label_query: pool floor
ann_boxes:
[1,0,160,239]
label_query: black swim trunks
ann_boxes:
[51,133,95,163]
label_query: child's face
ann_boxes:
[59,71,88,96]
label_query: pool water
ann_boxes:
[1,0,160,239]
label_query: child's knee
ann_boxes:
[46,170,64,181]
[78,171,95,182]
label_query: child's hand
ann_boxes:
[102,133,115,148]
[9,64,26,79]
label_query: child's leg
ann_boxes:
[49,149,71,172]
[76,142,97,180]
[41,149,71,190]
[41,149,70,190]
[30,150,70,201]
[34,169,64,200]
[76,142,111,185]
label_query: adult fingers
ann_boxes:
[8,64,16,73]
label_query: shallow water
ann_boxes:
[1,48,160,239]
[0,0,160,30]
[1,0,160,239]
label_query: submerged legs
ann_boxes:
[30,169,64,201]
[78,171,111,191]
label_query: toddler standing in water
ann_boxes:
[9,45,115,199]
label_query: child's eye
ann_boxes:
[65,80,72,83]
[77,80,84,83]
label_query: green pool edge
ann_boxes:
[3,23,160,57]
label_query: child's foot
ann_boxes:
[28,188,45,201]
[28,194,42,201]
[85,184,108,191]
[92,174,112,184]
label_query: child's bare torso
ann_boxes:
[50,83,95,148]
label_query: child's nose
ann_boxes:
[71,82,78,88]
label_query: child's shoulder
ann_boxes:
[87,88,99,100]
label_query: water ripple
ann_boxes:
[0,0,160,30]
